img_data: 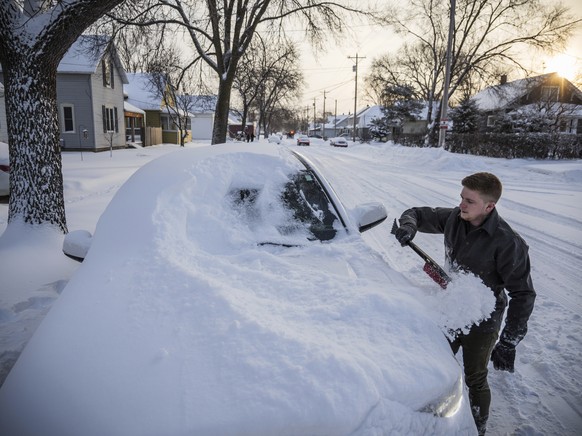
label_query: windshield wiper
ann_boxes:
[257,241,303,248]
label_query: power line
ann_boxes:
[305,78,353,96]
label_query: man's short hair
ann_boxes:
[462,172,502,203]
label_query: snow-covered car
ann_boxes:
[0,143,475,435]
[296,134,310,146]
[330,136,348,147]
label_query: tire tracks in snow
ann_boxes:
[299,144,582,435]
[302,145,582,313]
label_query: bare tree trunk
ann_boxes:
[212,76,235,144]
[119,1,358,144]
[3,54,65,231]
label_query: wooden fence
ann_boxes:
[144,127,162,147]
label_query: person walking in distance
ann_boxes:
[394,172,536,435]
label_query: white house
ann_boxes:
[328,105,384,139]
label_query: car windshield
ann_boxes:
[281,171,339,241]
[230,170,340,243]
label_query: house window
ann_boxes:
[541,86,559,101]
[102,57,114,89]
[559,118,575,134]
[102,106,118,133]
[161,114,173,131]
[61,104,75,133]
[161,114,191,131]
[487,115,496,127]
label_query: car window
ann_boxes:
[229,170,340,243]
[280,171,338,241]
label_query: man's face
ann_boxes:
[459,187,495,226]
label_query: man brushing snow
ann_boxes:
[394,172,536,435]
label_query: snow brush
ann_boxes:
[390,219,451,289]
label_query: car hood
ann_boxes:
[0,144,472,435]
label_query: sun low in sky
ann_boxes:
[544,53,579,81]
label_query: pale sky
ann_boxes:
[298,0,582,116]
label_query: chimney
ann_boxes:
[500,74,507,85]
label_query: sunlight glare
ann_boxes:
[545,54,577,81]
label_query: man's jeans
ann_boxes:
[449,329,499,435]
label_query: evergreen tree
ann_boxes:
[370,84,423,139]
[451,99,480,133]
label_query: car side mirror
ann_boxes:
[63,229,92,262]
[352,202,388,232]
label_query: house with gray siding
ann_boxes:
[0,34,128,151]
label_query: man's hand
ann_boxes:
[394,224,417,246]
[491,341,516,372]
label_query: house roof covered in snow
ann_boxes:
[124,101,145,115]
[357,105,383,119]
[326,105,384,129]
[355,105,383,127]
[469,72,582,112]
[124,73,163,112]
[323,113,350,128]
[0,35,128,84]
[182,95,217,114]
[124,73,217,115]
[58,35,128,84]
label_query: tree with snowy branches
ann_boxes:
[369,84,423,139]
[0,0,125,235]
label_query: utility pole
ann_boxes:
[348,54,365,143]
[313,98,317,136]
[322,90,326,138]
[438,0,455,148]
[334,99,338,137]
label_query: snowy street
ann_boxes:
[1,139,581,435]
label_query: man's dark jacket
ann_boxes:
[399,206,536,345]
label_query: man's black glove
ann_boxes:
[491,341,516,372]
[394,224,416,246]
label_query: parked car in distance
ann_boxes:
[267,134,282,144]
[329,137,348,147]
[296,135,310,146]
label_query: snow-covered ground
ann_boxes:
[0,138,581,435]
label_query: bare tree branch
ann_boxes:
[367,0,580,135]
[102,0,374,143]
